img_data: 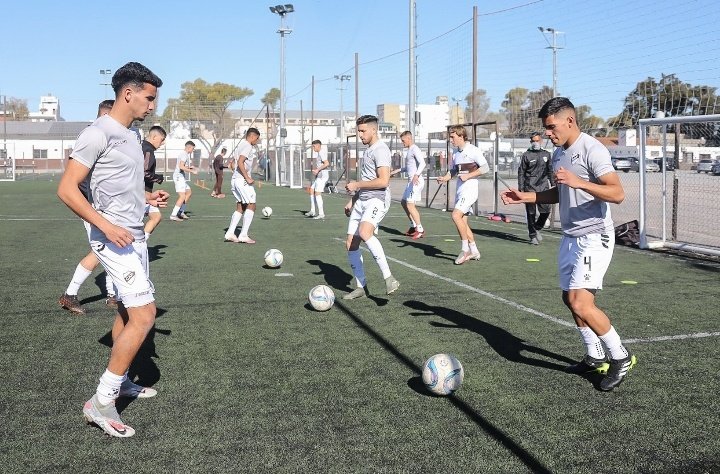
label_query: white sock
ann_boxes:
[66,263,93,296]
[310,195,316,214]
[144,232,150,241]
[105,274,116,297]
[96,369,124,405]
[172,205,181,217]
[469,241,478,255]
[598,326,629,360]
[239,210,254,238]
[347,250,366,288]
[416,223,424,232]
[226,211,242,238]
[461,239,469,252]
[365,236,392,279]
[410,219,417,228]
[577,326,606,359]
[316,195,324,216]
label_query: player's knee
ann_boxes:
[565,291,594,315]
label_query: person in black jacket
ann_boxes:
[518,132,553,244]
[211,147,228,198]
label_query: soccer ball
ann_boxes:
[264,248,283,268]
[422,353,464,396]
[262,206,273,217]
[308,285,335,311]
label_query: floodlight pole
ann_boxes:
[334,74,351,149]
[270,5,294,178]
[408,0,417,136]
[538,27,563,97]
[100,69,112,99]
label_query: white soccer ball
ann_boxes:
[422,353,464,396]
[308,285,335,311]
[264,248,283,268]
[262,206,273,217]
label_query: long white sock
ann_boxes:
[105,274,116,297]
[226,211,242,238]
[461,239,469,252]
[577,326,606,359]
[239,210,254,238]
[365,236,392,279]
[469,241,479,255]
[416,223,424,232]
[347,250,366,288]
[316,195,325,216]
[598,326,629,360]
[66,263,93,296]
[410,219,417,228]
[310,195,316,214]
[96,369,124,405]
[171,205,181,217]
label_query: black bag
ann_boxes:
[615,220,639,246]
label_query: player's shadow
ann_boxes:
[307,259,389,306]
[378,225,405,236]
[404,300,576,372]
[389,238,456,262]
[148,244,167,262]
[98,307,170,413]
[471,227,528,243]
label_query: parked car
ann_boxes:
[653,157,675,171]
[711,161,720,175]
[696,159,715,173]
[629,158,660,173]
[613,157,635,172]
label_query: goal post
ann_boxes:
[0,154,16,182]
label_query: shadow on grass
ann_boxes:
[404,300,576,372]
[307,259,389,306]
[389,238,456,262]
[148,244,167,262]
[334,299,552,474]
[471,227,529,243]
[378,225,405,236]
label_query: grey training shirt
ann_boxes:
[358,140,391,201]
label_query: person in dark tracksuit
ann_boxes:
[518,132,553,244]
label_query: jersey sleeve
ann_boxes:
[237,142,252,160]
[319,149,329,163]
[588,142,614,178]
[70,126,107,169]
[375,146,392,168]
[413,145,427,175]
[473,149,490,174]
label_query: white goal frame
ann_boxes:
[0,155,16,182]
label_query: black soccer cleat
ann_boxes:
[564,355,610,375]
[599,354,637,392]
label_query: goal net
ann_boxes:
[0,150,15,182]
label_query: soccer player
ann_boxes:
[436,125,490,265]
[518,132,553,245]
[390,131,427,239]
[170,140,197,221]
[142,125,167,240]
[500,97,635,392]
[59,100,118,314]
[342,115,399,300]
[211,147,228,198]
[306,139,329,219]
[224,128,261,244]
[57,62,168,437]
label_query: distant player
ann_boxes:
[342,115,399,299]
[170,140,197,221]
[518,132,553,244]
[211,147,228,198]
[59,99,118,314]
[306,139,329,219]
[501,97,635,391]
[142,125,167,240]
[436,125,489,264]
[390,131,427,239]
[57,62,168,437]
[224,128,261,244]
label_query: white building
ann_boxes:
[28,95,62,122]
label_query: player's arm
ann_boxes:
[57,160,134,247]
[348,166,390,192]
[517,154,527,190]
[555,167,624,204]
[236,155,253,184]
[146,190,169,208]
[501,186,559,205]
[414,149,427,179]
[179,157,197,174]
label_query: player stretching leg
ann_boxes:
[501,97,635,391]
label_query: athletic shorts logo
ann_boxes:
[123,271,136,285]
[91,242,106,252]
[584,273,591,281]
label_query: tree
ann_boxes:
[2,97,29,120]
[575,105,605,134]
[261,88,280,141]
[160,79,253,155]
[464,89,490,123]
[500,87,529,136]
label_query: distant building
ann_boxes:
[28,95,62,122]
[377,97,451,138]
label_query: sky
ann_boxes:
[2,0,719,123]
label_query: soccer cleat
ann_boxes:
[411,230,425,240]
[238,237,256,244]
[469,251,481,261]
[105,295,118,307]
[180,212,190,220]
[342,287,367,300]
[59,293,85,315]
[224,235,240,243]
[119,379,157,399]
[169,215,183,222]
[529,237,540,245]
[404,227,416,236]
[313,214,325,220]
[536,230,543,242]
[454,251,471,265]
[564,355,610,375]
[305,212,316,218]
[599,354,637,391]
[82,395,135,438]
[385,275,400,295]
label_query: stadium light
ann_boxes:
[334,74,351,145]
[537,27,563,98]
[99,68,112,99]
[270,4,293,173]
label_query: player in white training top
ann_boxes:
[224,128,261,244]
[501,97,635,392]
[306,139,330,219]
[437,125,490,265]
[390,131,427,239]
[57,62,168,437]
[343,115,399,300]
[170,140,197,221]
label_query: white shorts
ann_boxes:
[231,179,256,204]
[454,181,479,214]
[402,178,424,203]
[347,197,389,236]
[311,177,328,193]
[559,233,615,291]
[174,176,190,193]
[144,203,160,215]
[89,238,155,308]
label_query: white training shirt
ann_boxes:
[552,132,615,237]
[451,142,489,191]
[313,148,329,181]
[232,139,256,184]
[173,151,193,180]
[358,140,392,202]
[70,114,146,241]
[404,143,426,178]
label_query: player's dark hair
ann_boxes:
[149,125,166,138]
[311,139,321,145]
[538,97,575,119]
[530,131,542,140]
[185,140,195,147]
[356,114,378,125]
[221,147,227,153]
[246,127,260,137]
[400,130,412,138]
[111,62,163,95]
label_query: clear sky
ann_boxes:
[2,0,718,122]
